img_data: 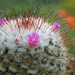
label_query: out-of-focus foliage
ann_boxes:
[35,0,62,4]
[62,0,75,16]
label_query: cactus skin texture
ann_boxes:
[0,5,75,75]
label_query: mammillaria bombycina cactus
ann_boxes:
[0,5,75,75]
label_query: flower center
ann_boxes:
[32,38,36,41]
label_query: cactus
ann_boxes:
[0,5,75,75]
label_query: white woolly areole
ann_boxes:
[0,17,68,75]
[0,17,64,50]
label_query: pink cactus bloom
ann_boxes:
[28,33,40,47]
[14,39,19,43]
[0,17,6,25]
[52,22,61,32]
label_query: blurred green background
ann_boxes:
[0,0,75,54]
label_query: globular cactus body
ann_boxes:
[0,5,75,75]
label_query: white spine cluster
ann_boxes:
[0,16,69,75]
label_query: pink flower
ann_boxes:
[0,17,6,25]
[52,22,61,32]
[14,39,19,43]
[28,33,40,47]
